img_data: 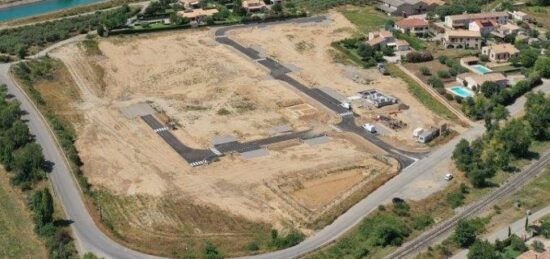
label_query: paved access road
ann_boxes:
[215,17,425,168]
[387,152,550,258]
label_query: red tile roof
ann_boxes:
[396,18,429,28]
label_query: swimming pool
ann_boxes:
[471,64,492,74]
[448,86,474,98]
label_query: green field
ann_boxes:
[0,171,46,258]
[341,6,393,34]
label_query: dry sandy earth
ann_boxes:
[230,12,455,149]
[51,27,397,228]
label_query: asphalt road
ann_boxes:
[215,20,424,168]
[388,152,550,258]
[0,64,162,259]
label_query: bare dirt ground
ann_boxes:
[50,26,398,237]
[229,12,456,149]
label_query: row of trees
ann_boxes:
[453,91,550,187]
[0,85,78,258]
[0,6,133,57]
[462,74,542,120]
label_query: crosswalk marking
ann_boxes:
[210,147,222,156]
[154,127,170,133]
[190,160,208,167]
[338,111,353,117]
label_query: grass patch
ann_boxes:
[292,0,370,13]
[522,6,550,29]
[387,64,459,121]
[341,6,393,34]
[394,31,426,50]
[81,38,102,56]
[0,170,47,258]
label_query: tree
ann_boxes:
[480,81,500,98]
[428,75,444,88]
[525,92,550,140]
[357,43,374,60]
[271,3,283,13]
[540,220,550,238]
[467,240,499,259]
[520,48,539,68]
[13,143,46,185]
[31,189,54,228]
[495,119,533,158]
[453,139,473,172]
[454,219,478,247]
[534,56,550,78]
[532,240,546,252]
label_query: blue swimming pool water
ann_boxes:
[0,0,104,22]
[471,64,492,74]
[449,86,474,98]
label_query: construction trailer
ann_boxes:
[417,128,440,143]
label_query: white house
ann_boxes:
[445,12,509,29]
[457,72,508,90]
[443,30,482,49]
[511,11,528,21]
[394,17,430,36]
[468,20,497,37]
[481,43,519,63]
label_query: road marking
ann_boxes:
[338,111,353,117]
[330,125,343,133]
[190,160,208,167]
[210,147,222,156]
[154,127,170,133]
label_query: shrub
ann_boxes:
[428,75,444,88]
[445,93,454,100]
[412,214,434,230]
[406,51,434,63]
[437,70,451,79]
[447,191,465,208]
[438,55,448,64]
[217,108,231,115]
[479,54,489,62]
[420,66,431,76]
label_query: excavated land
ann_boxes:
[49,23,400,252]
[229,12,460,150]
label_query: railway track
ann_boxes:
[387,152,550,258]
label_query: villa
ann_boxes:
[367,30,395,47]
[442,30,482,49]
[395,17,430,36]
[468,19,497,37]
[457,72,508,90]
[445,12,509,29]
[481,43,519,63]
[178,8,218,22]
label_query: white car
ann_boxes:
[444,173,454,181]
[363,123,376,133]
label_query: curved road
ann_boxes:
[2,16,543,259]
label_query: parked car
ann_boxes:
[341,102,351,110]
[444,173,453,181]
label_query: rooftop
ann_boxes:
[178,8,219,19]
[484,43,519,54]
[396,17,429,28]
[446,30,481,38]
[448,12,509,21]
[473,19,497,28]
